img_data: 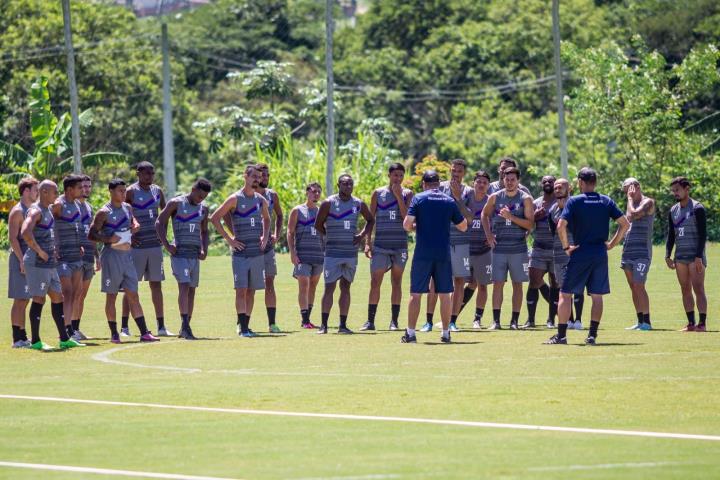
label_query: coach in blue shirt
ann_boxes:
[546,167,629,345]
[401,170,468,344]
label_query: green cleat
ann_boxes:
[59,338,86,349]
[30,341,55,351]
[269,324,282,333]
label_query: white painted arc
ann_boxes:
[1,394,719,442]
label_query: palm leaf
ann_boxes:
[0,140,33,168]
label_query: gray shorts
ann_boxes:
[263,249,278,277]
[675,256,707,267]
[131,246,165,282]
[57,260,84,278]
[25,264,62,297]
[101,249,139,294]
[294,263,323,278]
[492,251,529,283]
[621,258,651,284]
[529,247,553,272]
[171,257,201,288]
[470,251,493,285]
[450,244,471,279]
[8,254,31,299]
[82,262,95,281]
[370,247,408,272]
[232,255,265,290]
[554,258,569,286]
[323,256,358,284]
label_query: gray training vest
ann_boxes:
[324,194,361,258]
[468,194,490,256]
[55,195,83,263]
[491,189,531,254]
[532,196,556,251]
[171,195,206,259]
[24,203,56,268]
[670,200,705,261]
[622,207,654,262]
[79,201,97,264]
[231,191,264,258]
[128,183,162,249]
[372,186,410,250]
[294,204,324,265]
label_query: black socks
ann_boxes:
[686,311,695,326]
[134,315,149,335]
[526,288,539,321]
[321,312,329,328]
[391,304,400,323]
[589,320,600,338]
[300,309,310,325]
[51,302,69,341]
[339,315,348,329]
[121,316,129,329]
[181,314,190,330]
[492,309,501,323]
[367,304,377,324]
[267,307,277,326]
[237,313,249,334]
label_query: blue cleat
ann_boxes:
[638,323,653,331]
[420,322,433,332]
[625,323,641,330]
[449,321,459,332]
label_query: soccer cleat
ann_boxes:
[638,323,653,331]
[120,327,131,337]
[680,324,695,332]
[110,333,122,344]
[420,321,433,332]
[337,326,354,335]
[472,320,482,329]
[544,334,567,345]
[269,324,282,334]
[400,331,417,343]
[178,328,197,340]
[157,327,175,337]
[240,331,256,338]
[546,320,555,329]
[73,329,88,341]
[509,321,519,330]
[59,338,86,349]
[449,321,459,332]
[440,334,451,343]
[695,324,707,332]
[574,321,583,330]
[566,320,575,330]
[389,320,399,331]
[11,340,28,349]
[625,323,641,330]
[30,341,55,351]
[301,322,316,329]
[140,332,159,342]
[486,321,501,330]
[359,322,376,331]
[522,320,535,329]
[585,336,596,345]
[316,325,328,334]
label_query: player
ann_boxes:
[362,163,412,331]
[467,171,492,328]
[545,168,629,345]
[401,170,468,344]
[210,165,270,337]
[665,177,708,332]
[21,180,83,350]
[7,177,39,347]
[481,167,534,330]
[89,179,159,344]
[72,174,100,341]
[287,183,324,329]
[156,179,212,340]
[314,174,374,334]
[123,161,168,336]
[620,178,656,331]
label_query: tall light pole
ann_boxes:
[161,21,176,195]
[61,0,82,173]
[325,0,335,196]
[552,0,569,178]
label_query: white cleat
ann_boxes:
[472,320,482,329]
[567,321,575,330]
[120,327,131,337]
[74,329,89,341]
[574,321,583,330]
[157,327,175,337]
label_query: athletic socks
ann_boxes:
[391,304,400,323]
[492,309,501,324]
[426,313,434,325]
[644,313,651,325]
[458,287,475,313]
[300,309,310,325]
[474,308,484,321]
[367,304,377,324]
[237,313,249,334]
[549,287,559,320]
[308,304,314,318]
[538,284,550,304]
[29,302,43,344]
[511,311,520,324]
[108,321,119,336]
[71,319,80,331]
[121,316,129,329]
[526,288,539,321]
[557,323,568,339]
[11,325,21,343]
[267,307,277,326]
[20,329,27,341]
[686,311,696,326]
[51,302,69,342]
[574,294,585,321]
[321,312,330,328]
[699,312,707,326]
[636,311,644,325]
[450,314,458,324]
[339,315,348,329]
[589,320,600,338]
[134,315,149,335]
[157,316,165,330]
[181,314,190,330]
[65,325,74,338]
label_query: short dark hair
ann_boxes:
[18,176,38,195]
[474,170,491,182]
[450,158,468,170]
[422,170,440,184]
[80,174,91,182]
[577,167,597,184]
[388,162,405,174]
[503,167,520,179]
[338,174,353,183]
[63,174,83,191]
[499,157,517,168]
[108,178,126,190]
[306,182,322,192]
[244,164,257,175]
[255,163,269,172]
[136,161,154,172]
[193,178,212,192]
[670,176,691,188]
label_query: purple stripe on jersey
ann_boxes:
[328,209,356,220]
[297,217,316,226]
[132,196,159,210]
[59,212,80,222]
[376,200,398,210]
[105,217,128,230]
[175,211,201,223]
[234,204,259,217]
[37,219,55,229]
[673,211,694,228]
[495,203,519,215]
[474,209,484,218]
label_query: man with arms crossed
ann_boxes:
[620,178,655,331]
[545,168,629,345]
[665,177,708,332]
[401,170,467,344]
[210,165,270,337]
[156,179,212,340]
[123,161,168,336]
[362,163,412,331]
[482,167,534,330]
[7,177,38,348]
[287,183,324,329]
[314,174,374,334]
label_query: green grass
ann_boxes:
[0,245,719,479]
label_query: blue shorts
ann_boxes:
[410,257,454,294]
[561,256,610,295]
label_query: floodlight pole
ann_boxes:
[62,0,82,174]
[325,0,335,196]
[552,0,569,178]
[161,21,176,196]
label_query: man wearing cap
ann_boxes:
[620,178,655,331]
[545,167,629,345]
[401,170,467,344]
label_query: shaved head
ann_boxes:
[39,180,57,193]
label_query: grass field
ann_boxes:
[0,245,719,479]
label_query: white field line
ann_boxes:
[292,475,401,480]
[1,394,719,442]
[0,461,240,480]
[528,461,683,471]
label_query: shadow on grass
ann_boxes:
[578,343,645,347]
[422,341,483,345]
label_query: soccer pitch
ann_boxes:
[0,245,718,479]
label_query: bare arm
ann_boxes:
[260,197,271,251]
[314,201,330,236]
[481,194,497,248]
[506,196,535,231]
[155,199,178,255]
[271,191,283,243]
[451,184,473,223]
[210,195,238,244]
[159,189,167,210]
[88,210,117,244]
[200,207,210,260]
[626,197,656,221]
[356,201,375,244]
[287,207,299,265]
[455,217,468,232]
[8,208,25,264]
[606,215,630,250]
[403,214,415,232]
[21,209,49,261]
[365,191,378,251]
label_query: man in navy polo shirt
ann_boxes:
[401,170,468,344]
[545,167,629,345]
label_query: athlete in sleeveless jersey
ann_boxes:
[467,171,492,329]
[71,175,99,341]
